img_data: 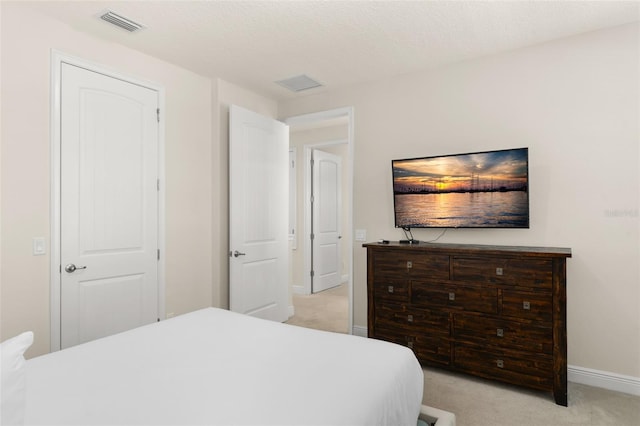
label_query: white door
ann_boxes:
[60,63,159,349]
[229,105,289,322]
[312,150,342,293]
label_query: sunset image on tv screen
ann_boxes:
[392,148,529,228]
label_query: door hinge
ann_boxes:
[310,270,315,277]
[310,233,314,240]
[156,108,160,122]
[157,249,160,260]
[157,179,160,191]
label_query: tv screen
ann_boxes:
[392,148,529,228]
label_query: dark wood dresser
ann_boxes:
[364,242,571,406]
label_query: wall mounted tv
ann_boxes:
[392,147,529,229]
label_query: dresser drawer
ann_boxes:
[375,302,449,334]
[372,277,409,302]
[453,314,552,354]
[374,326,450,366]
[452,257,552,289]
[413,282,498,314]
[373,250,449,280]
[502,290,552,322]
[405,254,450,280]
[372,251,412,276]
[454,344,553,391]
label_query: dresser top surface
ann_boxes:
[363,241,572,258]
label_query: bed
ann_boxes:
[8,308,428,425]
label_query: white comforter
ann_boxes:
[25,308,423,425]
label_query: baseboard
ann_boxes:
[292,284,307,295]
[352,325,368,337]
[568,365,640,397]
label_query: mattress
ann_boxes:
[25,308,423,425]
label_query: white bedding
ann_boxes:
[25,308,423,425]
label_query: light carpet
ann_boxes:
[423,367,639,426]
[286,283,349,334]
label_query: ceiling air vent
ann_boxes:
[99,11,145,33]
[276,75,323,93]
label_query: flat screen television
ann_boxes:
[392,147,529,229]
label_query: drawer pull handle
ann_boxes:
[496,359,504,368]
[496,328,504,337]
[496,267,503,276]
[388,286,394,293]
[523,301,531,310]
[407,314,414,323]
[448,292,455,301]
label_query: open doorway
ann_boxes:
[284,108,353,334]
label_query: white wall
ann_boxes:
[279,24,640,379]
[0,4,213,358]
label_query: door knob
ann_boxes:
[64,263,87,273]
[233,250,246,258]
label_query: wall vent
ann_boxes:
[100,11,145,32]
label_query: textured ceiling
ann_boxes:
[15,1,640,100]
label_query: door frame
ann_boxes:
[285,107,354,334]
[49,50,166,352]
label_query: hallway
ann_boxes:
[286,284,348,334]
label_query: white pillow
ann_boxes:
[1,332,34,426]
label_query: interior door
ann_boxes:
[229,105,289,322]
[311,150,342,293]
[60,63,159,349]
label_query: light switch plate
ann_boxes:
[355,229,367,241]
[33,237,46,255]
